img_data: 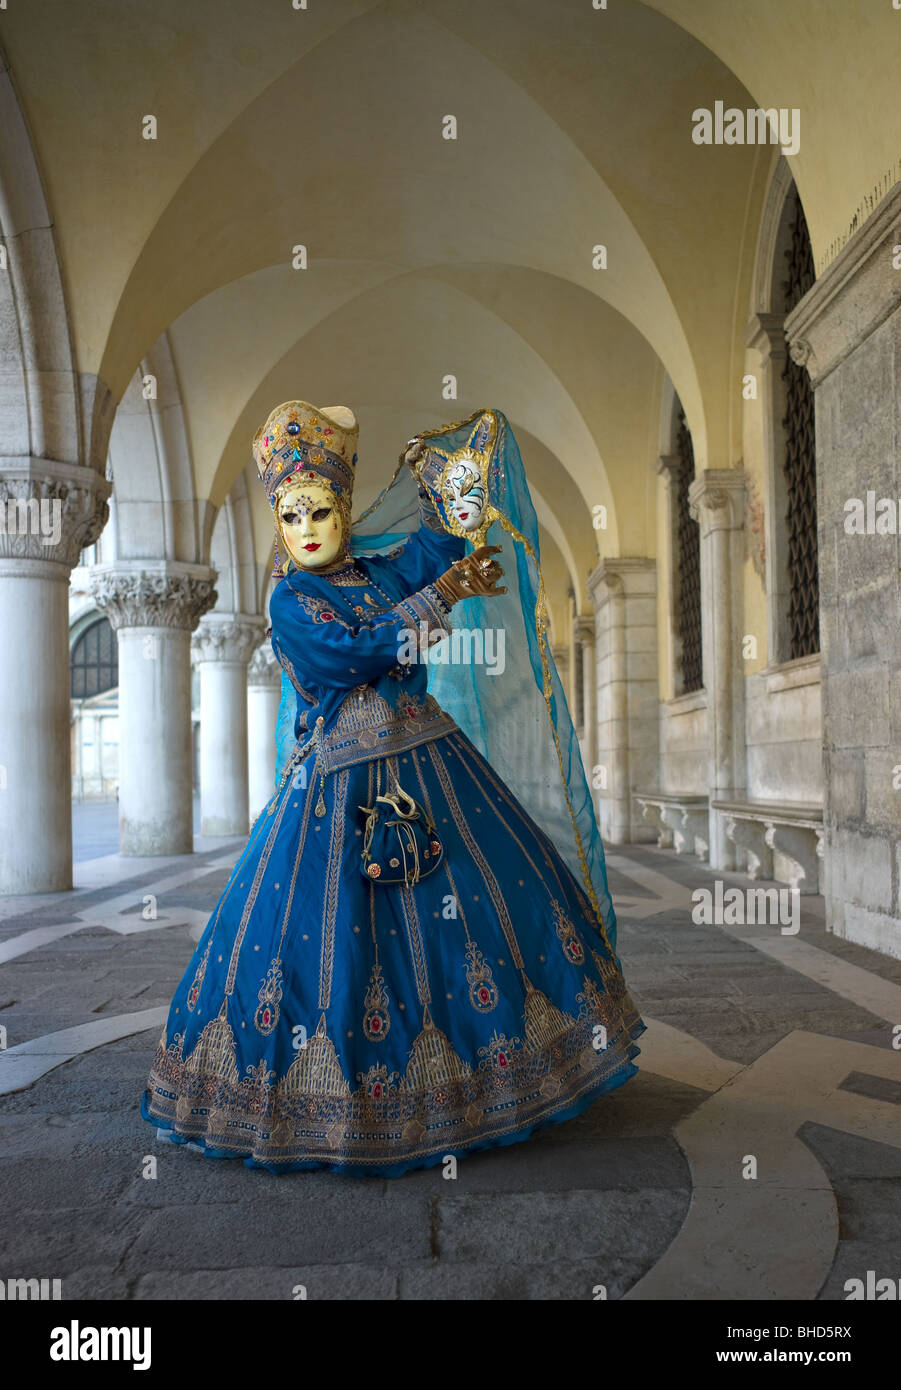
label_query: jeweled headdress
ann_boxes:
[253,401,358,573]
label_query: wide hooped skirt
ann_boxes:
[141,728,645,1177]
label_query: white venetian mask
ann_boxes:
[444,459,487,533]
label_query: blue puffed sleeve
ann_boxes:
[269,573,452,692]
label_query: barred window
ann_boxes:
[675,408,703,693]
[781,188,819,659]
[71,618,118,698]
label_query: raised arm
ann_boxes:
[365,481,466,597]
[268,573,452,691]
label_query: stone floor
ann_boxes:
[1,803,899,1300]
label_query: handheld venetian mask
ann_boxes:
[411,411,499,548]
[444,459,487,533]
[252,400,358,575]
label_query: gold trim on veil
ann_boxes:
[355,409,614,952]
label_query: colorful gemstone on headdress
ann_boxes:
[287,421,300,435]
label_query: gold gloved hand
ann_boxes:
[401,439,424,471]
[434,545,507,606]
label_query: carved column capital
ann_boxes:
[248,642,281,688]
[587,556,655,604]
[573,613,595,647]
[192,614,267,665]
[0,459,111,571]
[90,563,218,632]
[688,469,747,536]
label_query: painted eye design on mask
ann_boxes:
[279,503,333,525]
[444,461,486,530]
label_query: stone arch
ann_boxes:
[746,157,819,668]
[107,333,213,566]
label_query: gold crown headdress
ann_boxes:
[252,401,358,574]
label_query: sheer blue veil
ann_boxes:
[274,410,617,951]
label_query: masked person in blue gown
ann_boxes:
[141,402,645,1177]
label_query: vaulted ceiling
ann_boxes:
[2,0,897,602]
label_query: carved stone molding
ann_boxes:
[572,613,595,647]
[788,337,815,370]
[745,311,788,364]
[784,178,901,388]
[90,563,218,632]
[248,642,281,687]
[655,452,680,485]
[0,459,111,569]
[193,614,267,665]
[688,469,747,536]
[587,555,656,606]
[751,156,796,312]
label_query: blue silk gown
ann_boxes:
[142,517,646,1176]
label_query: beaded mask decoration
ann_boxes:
[411,411,499,549]
[252,401,358,574]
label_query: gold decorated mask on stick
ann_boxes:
[409,412,499,548]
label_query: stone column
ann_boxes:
[561,588,575,715]
[551,642,570,697]
[573,613,597,779]
[90,563,217,855]
[193,614,266,837]
[86,711,104,796]
[655,453,680,691]
[785,180,901,957]
[746,312,792,664]
[688,471,747,870]
[247,643,282,822]
[0,461,110,893]
[588,558,659,844]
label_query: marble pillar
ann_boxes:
[193,614,266,837]
[588,558,659,844]
[785,180,901,958]
[0,461,110,892]
[551,642,570,699]
[688,471,747,870]
[573,613,597,780]
[247,643,282,822]
[746,312,793,665]
[90,563,217,855]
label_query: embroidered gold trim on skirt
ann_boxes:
[144,986,643,1171]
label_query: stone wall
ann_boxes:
[786,180,901,959]
[745,658,823,804]
[659,693,709,796]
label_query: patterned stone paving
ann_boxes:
[0,804,899,1300]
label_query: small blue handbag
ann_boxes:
[359,778,444,887]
